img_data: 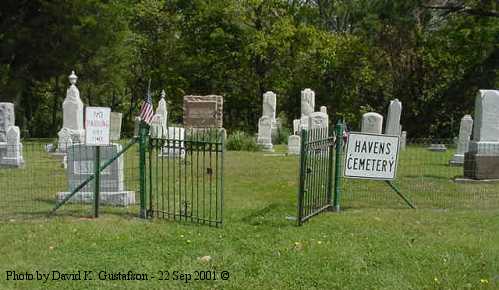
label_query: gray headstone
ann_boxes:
[110,112,122,141]
[57,143,135,206]
[0,126,24,167]
[450,115,473,165]
[385,99,402,135]
[400,131,407,150]
[133,117,141,137]
[0,103,15,142]
[293,119,301,135]
[288,135,301,155]
[183,95,223,128]
[301,88,315,117]
[320,106,327,114]
[361,112,383,134]
[262,91,276,122]
[257,116,273,151]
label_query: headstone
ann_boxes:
[427,144,447,152]
[57,144,135,206]
[0,126,24,167]
[464,90,499,179]
[308,112,329,139]
[300,88,315,117]
[262,91,277,123]
[400,131,407,150]
[299,115,310,131]
[320,106,327,114]
[288,135,301,155]
[293,119,301,135]
[150,115,163,139]
[133,117,141,137]
[257,116,273,151]
[183,95,223,128]
[57,71,85,152]
[110,112,123,141]
[385,99,402,135]
[155,90,168,137]
[361,112,383,134]
[160,127,186,158]
[0,103,15,142]
[450,115,473,165]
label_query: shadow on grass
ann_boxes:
[241,203,295,227]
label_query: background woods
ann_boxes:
[0,0,497,138]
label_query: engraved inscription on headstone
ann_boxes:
[183,95,223,128]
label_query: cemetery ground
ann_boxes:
[0,144,498,289]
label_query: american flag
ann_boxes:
[139,81,154,125]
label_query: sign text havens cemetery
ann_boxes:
[344,132,400,180]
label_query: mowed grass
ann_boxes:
[0,145,498,289]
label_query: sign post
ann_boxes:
[85,107,111,217]
[344,132,415,208]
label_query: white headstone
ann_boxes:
[0,103,15,142]
[160,127,186,158]
[361,112,383,134]
[0,126,24,167]
[57,71,85,152]
[293,119,301,135]
[257,116,273,151]
[308,112,329,140]
[400,131,407,150]
[262,91,277,122]
[288,135,301,155]
[450,115,473,164]
[110,112,122,141]
[320,106,327,114]
[385,99,402,135]
[468,90,499,154]
[301,88,315,117]
[156,90,168,136]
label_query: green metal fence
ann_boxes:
[0,140,141,219]
[146,128,224,227]
[297,126,336,225]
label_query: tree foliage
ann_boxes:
[0,0,497,138]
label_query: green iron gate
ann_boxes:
[297,122,343,225]
[147,128,224,227]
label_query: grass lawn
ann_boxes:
[0,145,498,289]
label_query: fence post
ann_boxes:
[297,129,308,225]
[94,146,100,218]
[139,122,149,219]
[333,120,344,212]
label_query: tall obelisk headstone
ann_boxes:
[464,90,499,179]
[450,115,473,165]
[57,71,85,153]
[385,99,402,136]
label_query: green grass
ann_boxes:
[0,144,498,289]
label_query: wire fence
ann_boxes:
[342,139,499,210]
[0,140,140,219]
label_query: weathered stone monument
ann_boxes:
[150,90,168,139]
[361,112,383,134]
[161,127,186,158]
[301,88,315,118]
[0,126,24,167]
[0,103,24,168]
[320,106,327,114]
[308,111,329,139]
[450,115,473,165]
[110,112,122,141]
[288,135,300,155]
[0,103,15,142]
[400,131,407,150]
[183,95,223,128]
[385,99,402,136]
[257,116,273,151]
[262,91,277,125]
[57,144,135,206]
[57,71,85,152]
[464,90,499,179]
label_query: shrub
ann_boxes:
[226,131,260,151]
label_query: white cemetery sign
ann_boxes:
[85,107,111,146]
[344,132,400,180]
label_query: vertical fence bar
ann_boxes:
[139,123,148,218]
[297,129,308,225]
[333,120,344,212]
[327,131,335,208]
[94,146,100,218]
